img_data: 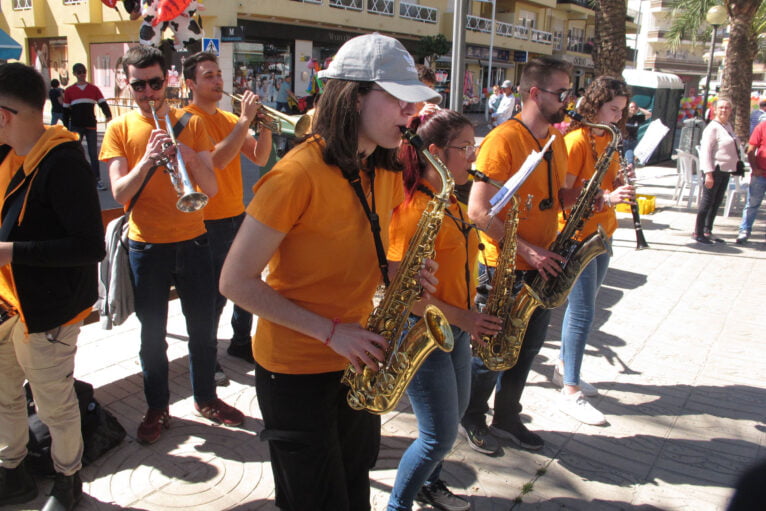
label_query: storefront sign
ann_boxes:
[561,54,593,68]
[467,45,511,62]
[513,51,528,63]
[220,26,244,42]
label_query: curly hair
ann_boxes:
[568,76,631,133]
[398,108,472,199]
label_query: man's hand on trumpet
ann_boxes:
[143,129,175,166]
[237,90,261,127]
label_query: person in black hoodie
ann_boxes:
[0,63,105,511]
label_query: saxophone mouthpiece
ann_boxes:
[400,126,424,149]
[567,110,584,121]
[467,168,489,183]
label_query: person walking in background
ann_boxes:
[386,108,503,511]
[694,98,742,244]
[49,78,64,125]
[749,98,766,135]
[460,57,579,454]
[63,63,112,191]
[624,101,652,166]
[275,75,296,113]
[0,63,105,511]
[736,117,766,244]
[491,80,516,126]
[554,76,635,426]
[100,45,244,445]
[183,51,273,365]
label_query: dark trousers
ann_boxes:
[255,363,381,511]
[461,267,551,428]
[128,235,217,408]
[695,168,730,236]
[72,126,100,181]
[205,213,252,346]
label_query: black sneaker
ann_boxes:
[736,231,749,245]
[415,480,470,511]
[0,459,37,506]
[459,423,500,455]
[490,421,544,450]
[41,471,82,511]
[227,342,255,364]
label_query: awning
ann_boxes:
[0,29,22,61]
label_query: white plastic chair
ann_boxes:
[674,150,701,208]
[724,174,748,217]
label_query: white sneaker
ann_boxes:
[559,390,606,426]
[553,365,598,397]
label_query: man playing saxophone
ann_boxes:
[219,33,440,511]
[182,52,272,368]
[100,45,244,445]
[460,57,579,454]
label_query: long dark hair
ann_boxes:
[568,75,631,133]
[312,79,401,177]
[398,109,472,199]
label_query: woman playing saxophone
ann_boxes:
[219,33,440,511]
[386,108,502,511]
[554,76,635,426]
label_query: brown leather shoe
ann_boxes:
[195,398,244,427]
[137,408,170,444]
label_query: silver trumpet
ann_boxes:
[148,100,208,213]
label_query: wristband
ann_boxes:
[324,318,341,346]
[605,192,612,208]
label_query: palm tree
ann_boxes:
[591,0,628,77]
[667,0,764,139]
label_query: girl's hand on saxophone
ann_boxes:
[327,323,388,373]
[461,311,503,345]
[417,258,439,299]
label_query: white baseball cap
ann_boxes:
[501,80,513,89]
[318,33,440,104]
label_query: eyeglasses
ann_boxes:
[129,77,165,92]
[369,86,410,110]
[448,144,479,157]
[0,105,18,115]
[537,87,573,103]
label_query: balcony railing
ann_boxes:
[513,24,529,39]
[530,28,553,44]
[368,0,393,16]
[553,33,563,51]
[466,15,493,33]
[329,0,362,10]
[465,15,554,46]
[63,0,87,4]
[292,0,322,3]
[13,0,32,10]
[400,1,437,23]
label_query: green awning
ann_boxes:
[0,29,22,61]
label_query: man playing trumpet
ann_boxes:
[100,45,244,445]
[182,51,272,365]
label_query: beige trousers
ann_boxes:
[0,316,83,475]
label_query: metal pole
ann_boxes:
[485,0,496,122]
[702,25,718,124]
[450,0,468,112]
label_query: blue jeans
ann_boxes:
[624,138,637,166]
[128,234,217,409]
[559,249,610,386]
[739,175,766,234]
[461,267,551,429]
[205,214,253,346]
[50,112,63,125]
[387,318,472,511]
[71,126,100,181]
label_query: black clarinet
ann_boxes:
[619,144,649,250]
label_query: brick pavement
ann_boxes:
[10,120,765,511]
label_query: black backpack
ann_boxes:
[25,379,126,475]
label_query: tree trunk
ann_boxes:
[592,0,628,77]
[720,0,762,140]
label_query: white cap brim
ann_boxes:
[376,80,441,104]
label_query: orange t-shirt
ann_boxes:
[475,118,568,270]
[561,127,620,239]
[184,104,246,221]
[99,108,213,243]
[246,138,405,374]
[388,182,479,311]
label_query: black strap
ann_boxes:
[345,169,390,287]
[125,111,193,216]
[510,117,556,211]
[715,120,744,163]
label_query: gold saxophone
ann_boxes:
[341,128,455,415]
[467,169,526,371]
[504,111,620,351]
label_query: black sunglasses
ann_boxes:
[0,105,18,115]
[129,77,165,92]
[538,87,573,103]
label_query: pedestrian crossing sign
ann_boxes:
[203,38,220,56]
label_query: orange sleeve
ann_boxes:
[246,158,312,234]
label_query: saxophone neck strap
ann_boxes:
[345,169,390,287]
[510,117,556,211]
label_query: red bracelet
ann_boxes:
[324,318,341,346]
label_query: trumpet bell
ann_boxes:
[177,192,208,213]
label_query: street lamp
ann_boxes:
[702,5,728,122]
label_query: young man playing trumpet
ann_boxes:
[182,52,272,367]
[100,45,244,445]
